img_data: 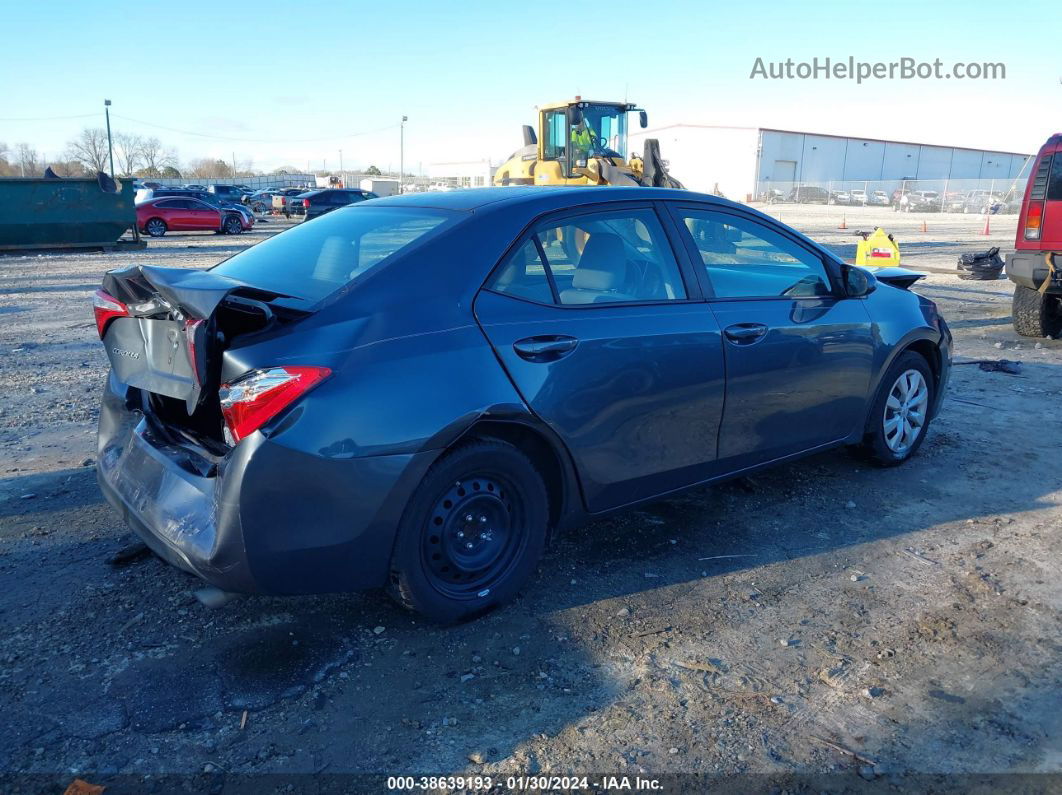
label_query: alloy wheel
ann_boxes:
[883,369,929,454]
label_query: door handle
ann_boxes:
[513,335,578,361]
[723,323,768,344]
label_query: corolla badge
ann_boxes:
[111,347,140,360]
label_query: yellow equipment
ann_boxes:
[493,98,683,189]
[855,228,902,267]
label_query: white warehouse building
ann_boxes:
[630,124,1032,201]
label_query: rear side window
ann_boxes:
[487,207,687,306]
[1048,155,1062,201]
[212,207,456,302]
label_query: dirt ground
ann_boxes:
[0,204,1059,792]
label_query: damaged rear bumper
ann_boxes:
[96,372,435,595]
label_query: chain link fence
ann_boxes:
[754,177,1026,214]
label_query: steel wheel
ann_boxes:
[883,369,929,455]
[421,474,527,600]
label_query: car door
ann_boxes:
[153,199,189,229]
[474,203,726,512]
[667,204,875,469]
[186,199,219,230]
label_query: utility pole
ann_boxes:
[339,149,343,177]
[232,152,237,180]
[400,115,408,192]
[104,99,114,177]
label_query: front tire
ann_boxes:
[223,215,243,235]
[144,218,167,237]
[387,440,549,622]
[1013,285,1062,338]
[861,351,935,466]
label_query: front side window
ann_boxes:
[487,207,687,306]
[679,209,832,299]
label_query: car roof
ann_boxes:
[367,185,736,213]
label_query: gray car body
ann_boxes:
[96,186,951,596]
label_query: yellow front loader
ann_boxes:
[493,98,683,189]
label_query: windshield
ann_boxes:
[212,206,456,303]
[572,105,628,159]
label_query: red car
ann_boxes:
[136,197,244,237]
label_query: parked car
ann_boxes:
[942,192,967,213]
[868,190,890,206]
[297,189,378,220]
[849,189,868,205]
[760,188,786,204]
[899,190,941,212]
[135,197,243,236]
[1006,133,1062,338]
[960,190,1008,214]
[271,188,311,216]
[183,184,207,191]
[94,186,951,621]
[246,190,281,213]
[787,186,829,204]
[136,188,253,231]
[828,190,853,206]
[208,184,245,204]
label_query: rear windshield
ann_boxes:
[211,206,455,302]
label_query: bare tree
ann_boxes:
[114,133,143,176]
[137,136,177,176]
[15,143,41,177]
[66,127,111,173]
[186,158,233,179]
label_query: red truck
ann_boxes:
[1008,133,1062,337]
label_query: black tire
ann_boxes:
[387,439,549,622]
[144,218,167,237]
[861,351,935,466]
[223,215,243,235]
[1012,286,1062,338]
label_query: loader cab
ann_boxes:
[538,100,646,180]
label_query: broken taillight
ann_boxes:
[92,289,129,338]
[183,318,204,386]
[219,366,331,445]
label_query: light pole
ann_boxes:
[104,99,115,177]
[400,115,407,192]
[339,149,343,183]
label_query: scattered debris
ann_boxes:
[373,626,386,635]
[106,541,151,566]
[818,663,851,689]
[809,735,878,766]
[240,710,248,730]
[903,547,939,566]
[845,500,857,509]
[468,751,486,765]
[955,358,1023,374]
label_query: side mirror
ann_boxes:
[844,265,876,297]
[639,110,648,128]
[566,106,582,126]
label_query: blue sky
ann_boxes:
[3,0,1059,172]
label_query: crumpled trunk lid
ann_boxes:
[101,265,247,413]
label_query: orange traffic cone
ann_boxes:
[921,219,927,233]
[838,214,847,230]
[982,214,991,236]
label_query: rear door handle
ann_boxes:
[513,335,578,362]
[723,323,769,344]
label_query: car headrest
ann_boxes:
[572,233,626,291]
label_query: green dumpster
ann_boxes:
[0,175,138,251]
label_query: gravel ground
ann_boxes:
[0,205,1059,791]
